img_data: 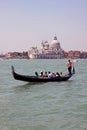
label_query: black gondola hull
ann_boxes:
[11,66,74,82]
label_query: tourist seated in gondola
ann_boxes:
[35,72,39,77]
[39,71,44,77]
[48,71,53,78]
[56,72,60,77]
[52,73,56,77]
[44,72,48,77]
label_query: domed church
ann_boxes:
[50,35,61,49]
[28,35,65,59]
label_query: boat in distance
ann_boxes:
[11,66,75,82]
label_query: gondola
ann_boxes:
[11,66,75,82]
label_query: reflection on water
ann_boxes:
[13,82,45,92]
[13,79,75,93]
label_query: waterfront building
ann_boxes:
[28,35,65,59]
[5,52,28,59]
[28,47,38,59]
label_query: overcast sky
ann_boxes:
[0,0,87,53]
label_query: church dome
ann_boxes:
[50,35,60,49]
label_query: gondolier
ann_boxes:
[67,59,73,75]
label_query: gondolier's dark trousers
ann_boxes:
[68,67,72,75]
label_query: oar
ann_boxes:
[72,59,78,74]
[60,68,67,75]
[72,60,77,74]
[72,66,75,74]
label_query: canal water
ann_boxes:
[0,59,87,130]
